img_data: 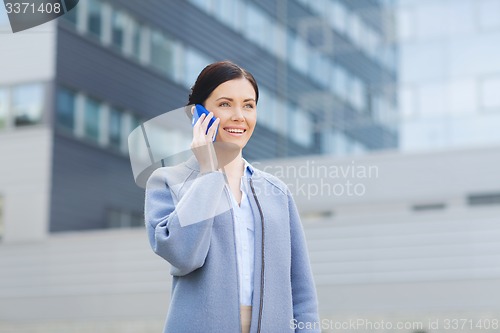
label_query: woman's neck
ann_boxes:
[222,151,244,178]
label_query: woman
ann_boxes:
[145,61,320,333]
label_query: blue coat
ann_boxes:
[145,156,320,332]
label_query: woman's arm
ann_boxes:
[145,168,226,276]
[288,190,321,332]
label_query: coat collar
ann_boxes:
[184,155,255,176]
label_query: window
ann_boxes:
[111,10,127,51]
[256,88,276,129]
[333,66,349,101]
[130,212,144,227]
[287,32,308,74]
[273,99,287,136]
[481,76,500,109]
[150,30,175,77]
[400,86,417,119]
[0,88,7,129]
[129,18,143,60]
[107,208,144,228]
[330,1,348,34]
[84,97,101,142]
[397,6,415,41]
[109,107,123,149]
[274,25,287,60]
[87,0,103,38]
[215,0,243,31]
[418,82,447,115]
[107,208,123,228]
[290,106,313,147]
[479,0,500,31]
[349,14,363,46]
[321,128,350,156]
[449,80,476,113]
[309,0,326,14]
[245,3,268,48]
[63,4,78,26]
[246,6,273,49]
[365,28,380,57]
[310,53,330,88]
[350,77,366,111]
[12,83,44,127]
[190,0,213,13]
[184,47,213,88]
[56,87,76,131]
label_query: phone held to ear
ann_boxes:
[192,104,218,142]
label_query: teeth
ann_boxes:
[226,129,244,133]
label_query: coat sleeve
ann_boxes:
[144,168,227,276]
[288,190,321,333]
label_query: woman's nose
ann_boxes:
[231,108,245,121]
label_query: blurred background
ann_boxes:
[1,0,499,332]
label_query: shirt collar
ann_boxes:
[242,158,254,177]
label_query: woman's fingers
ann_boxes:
[192,111,218,146]
[198,112,216,138]
[200,112,214,132]
[193,112,206,130]
[206,117,220,141]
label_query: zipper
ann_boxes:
[249,178,265,333]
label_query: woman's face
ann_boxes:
[204,78,257,150]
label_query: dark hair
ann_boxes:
[188,60,259,106]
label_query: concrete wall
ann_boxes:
[0,128,53,242]
[255,145,500,214]
[0,22,56,86]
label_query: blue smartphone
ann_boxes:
[192,104,218,141]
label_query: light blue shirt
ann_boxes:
[226,159,255,306]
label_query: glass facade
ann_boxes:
[64,4,78,25]
[84,97,101,142]
[183,47,214,88]
[87,0,103,38]
[54,86,146,155]
[398,0,500,151]
[150,30,175,77]
[129,18,143,61]
[108,107,122,150]
[11,84,44,127]
[481,76,500,110]
[111,10,127,51]
[56,87,76,131]
[55,0,398,157]
[106,208,142,228]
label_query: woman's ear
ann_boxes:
[191,105,195,115]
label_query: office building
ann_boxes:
[0,0,397,238]
[398,0,500,151]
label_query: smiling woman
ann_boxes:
[196,78,256,150]
[144,61,320,333]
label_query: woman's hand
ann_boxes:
[190,107,220,174]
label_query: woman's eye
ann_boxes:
[244,104,255,109]
[219,102,230,107]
